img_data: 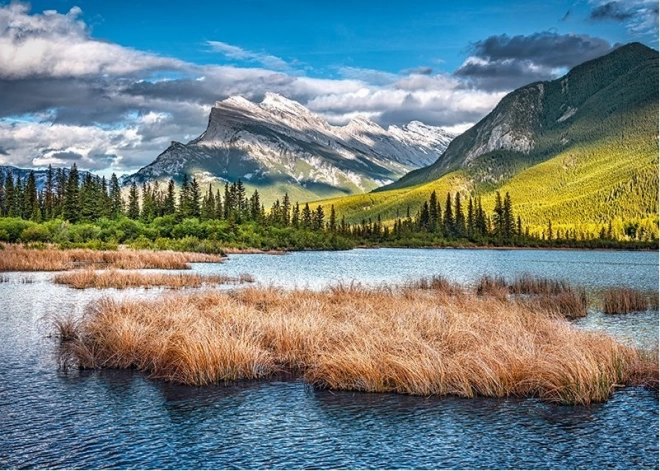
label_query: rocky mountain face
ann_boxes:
[127,93,454,202]
[382,42,658,191]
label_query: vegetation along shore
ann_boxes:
[0,165,656,252]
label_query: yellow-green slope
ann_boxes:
[315,123,658,239]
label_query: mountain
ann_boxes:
[318,43,658,239]
[381,42,657,192]
[127,93,454,203]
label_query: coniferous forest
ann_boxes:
[0,164,655,252]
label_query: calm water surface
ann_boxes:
[1,248,658,469]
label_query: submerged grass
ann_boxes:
[53,270,254,289]
[56,284,657,405]
[0,244,223,271]
[603,288,651,314]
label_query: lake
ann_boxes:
[1,248,658,469]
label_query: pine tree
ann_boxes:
[502,192,515,241]
[329,205,337,233]
[454,193,466,238]
[0,171,5,216]
[24,171,39,221]
[443,193,454,237]
[5,171,15,217]
[291,202,300,228]
[63,164,80,222]
[302,203,312,229]
[493,192,503,240]
[467,197,475,239]
[44,165,55,220]
[189,178,201,218]
[281,193,291,226]
[201,184,215,221]
[429,191,439,230]
[163,179,176,216]
[109,173,123,218]
[127,181,140,220]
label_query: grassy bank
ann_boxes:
[54,270,253,289]
[55,284,658,405]
[0,244,223,271]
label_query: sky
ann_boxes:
[0,0,657,176]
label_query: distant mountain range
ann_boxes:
[125,93,455,203]
[319,42,659,238]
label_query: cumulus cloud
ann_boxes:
[0,3,612,176]
[0,3,183,79]
[455,32,613,90]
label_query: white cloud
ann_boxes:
[206,41,289,70]
[0,2,516,175]
[0,3,183,79]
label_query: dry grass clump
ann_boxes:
[509,273,572,295]
[475,274,588,319]
[475,275,508,300]
[0,244,223,271]
[406,276,463,296]
[603,288,650,314]
[53,270,253,289]
[56,285,657,405]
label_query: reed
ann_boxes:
[57,285,657,405]
[509,273,572,295]
[53,270,254,289]
[603,288,650,314]
[475,275,508,300]
[0,244,223,271]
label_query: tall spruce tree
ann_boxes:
[62,164,80,222]
[127,181,140,220]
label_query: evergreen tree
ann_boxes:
[109,173,123,218]
[454,193,466,238]
[44,165,55,220]
[0,171,5,216]
[313,205,325,230]
[55,167,67,218]
[329,205,337,233]
[127,181,140,220]
[428,190,439,230]
[189,178,201,218]
[493,192,503,240]
[24,171,39,221]
[281,193,291,226]
[467,197,475,239]
[302,203,312,229]
[5,172,15,217]
[63,164,80,222]
[163,179,176,216]
[502,192,515,241]
[443,193,454,237]
[291,202,300,228]
[201,184,216,221]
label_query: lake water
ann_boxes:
[1,248,658,469]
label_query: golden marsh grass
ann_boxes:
[0,244,223,271]
[53,270,254,289]
[55,284,657,405]
[603,288,651,314]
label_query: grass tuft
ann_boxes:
[55,285,657,405]
[0,244,223,271]
[603,288,650,314]
[53,270,253,290]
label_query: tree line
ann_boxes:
[0,164,654,250]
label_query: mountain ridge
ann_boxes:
[381,42,658,192]
[127,93,455,203]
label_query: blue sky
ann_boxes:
[0,0,657,175]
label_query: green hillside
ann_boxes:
[313,43,659,241]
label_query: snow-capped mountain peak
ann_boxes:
[128,94,456,204]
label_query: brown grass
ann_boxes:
[603,288,651,314]
[53,270,254,289]
[56,284,657,405]
[0,244,223,271]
